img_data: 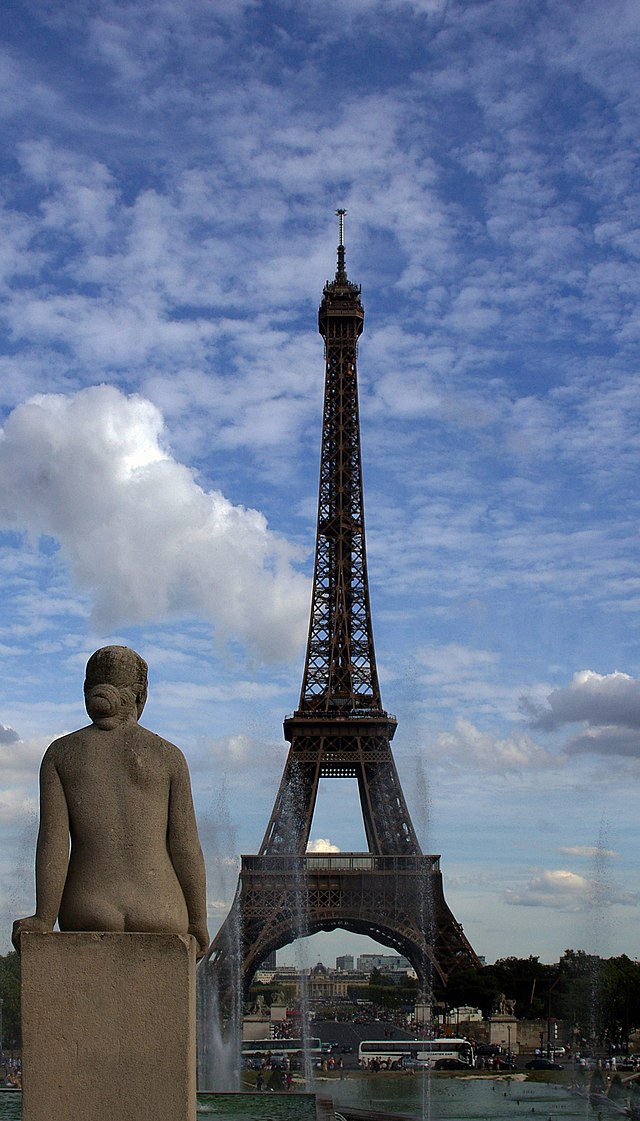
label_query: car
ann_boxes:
[340,1045,354,1054]
[526,1058,564,1071]
[434,1058,471,1070]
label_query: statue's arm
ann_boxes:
[12,747,70,951]
[167,753,209,958]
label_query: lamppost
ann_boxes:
[547,975,561,1057]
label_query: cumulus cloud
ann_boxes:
[307,838,341,853]
[526,670,640,730]
[0,788,37,828]
[0,736,45,836]
[564,726,640,758]
[0,737,44,787]
[0,386,310,663]
[0,724,19,744]
[522,671,640,758]
[505,869,638,911]
[433,717,556,771]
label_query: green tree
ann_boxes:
[444,949,640,1048]
[490,956,555,1019]
[366,968,418,1010]
[0,951,20,1049]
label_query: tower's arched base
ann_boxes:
[202,852,479,1008]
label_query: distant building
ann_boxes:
[357,953,411,973]
[449,1006,483,1023]
[264,963,369,1002]
[336,955,354,971]
[253,969,276,983]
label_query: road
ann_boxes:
[311,1019,417,1071]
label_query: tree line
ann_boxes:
[444,950,640,1051]
[3,947,639,1051]
[0,951,19,1050]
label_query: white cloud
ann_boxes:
[416,643,500,686]
[0,737,44,789]
[523,671,640,758]
[528,670,640,730]
[505,868,638,911]
[559,845,617,859]
[0,386,309,663]
[0,788,37,829]
[432,717,556,772]
[564,726,640,759]
[307,838,341,853]
[0,737,45,847]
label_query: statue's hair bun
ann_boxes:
[85,683,120,722]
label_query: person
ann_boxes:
[12,646,209,958]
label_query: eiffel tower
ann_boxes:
[204,212,478,1002]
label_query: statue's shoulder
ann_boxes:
[43,725,93,758]
[135,725,188,766]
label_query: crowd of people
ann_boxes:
[1,1057,21,1088]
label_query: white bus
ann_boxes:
[358,1037,475,1069]
[242,1037,322,1068]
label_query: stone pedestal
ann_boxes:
[242,1012,271,1039]
[489,1014,519,1053]
[414,1001,432,1025]
[270,1002,287,1023]
[21,932,197,1121]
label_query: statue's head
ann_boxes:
[84,645,148,729]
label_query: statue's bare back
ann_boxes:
[13,646,209,957]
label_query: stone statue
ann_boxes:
[492,993,516,1016]
[12,646,210,958]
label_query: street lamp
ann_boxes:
[547,975,561,1057]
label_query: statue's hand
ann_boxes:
[12,915,53,953]
[189,923,210,960]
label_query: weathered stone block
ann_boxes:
[21,932,196,1121]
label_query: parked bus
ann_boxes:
[242,1037,322,1068]
[358,1038,475,1069]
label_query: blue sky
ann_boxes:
[1,0,639,969]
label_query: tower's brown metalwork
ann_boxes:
[204,213,478,1000]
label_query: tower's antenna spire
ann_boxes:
[336,207,347,282]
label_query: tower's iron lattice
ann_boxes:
[204,213,478,1000]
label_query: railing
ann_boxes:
[284,708,397,722]
[241,853,441,874]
